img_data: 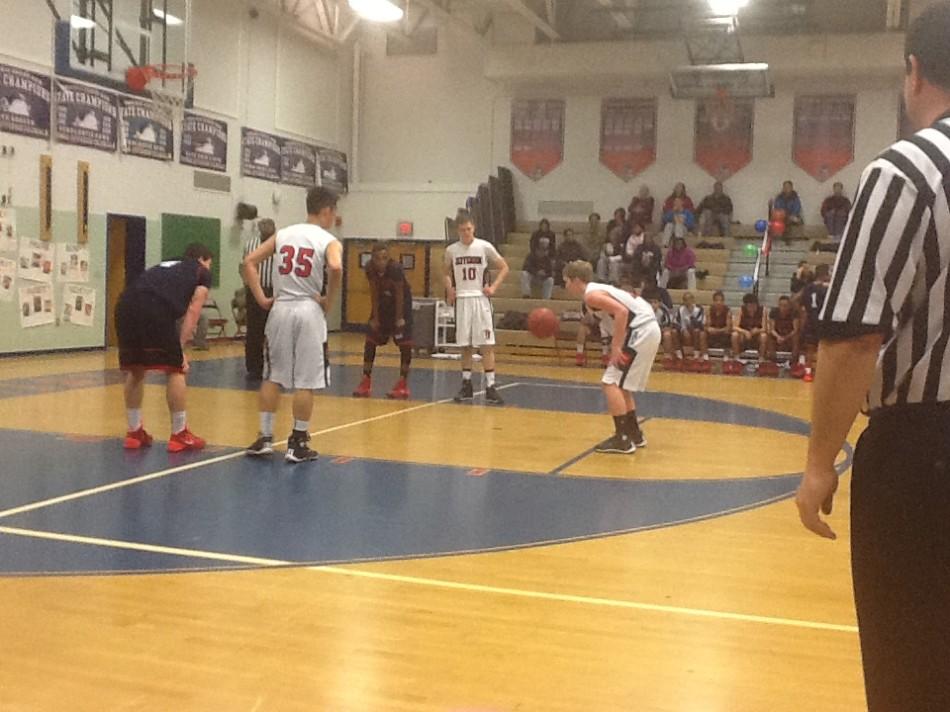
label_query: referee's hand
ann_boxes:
[796,464,838,540]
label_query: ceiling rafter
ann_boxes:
[497,0,560,39]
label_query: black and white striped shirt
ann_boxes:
[819,110,950,411]
[243,226,274,291]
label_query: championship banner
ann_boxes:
[510,99,565,180]
[600,98,656,180]
[793,95,855,181]
[55,79,118,152]
[241,128,282,182]
[316,148,348,194]
[0,63,50,139]
[120,97,173,161]
[180,113,228,172]
[281,139,317,187]
[694,96,754,180]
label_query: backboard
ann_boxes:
[670,63,774,100]
[55,0,193,105]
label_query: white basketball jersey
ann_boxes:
[271,223,338,301]
[584,282,657,333]
[445,238,501,298]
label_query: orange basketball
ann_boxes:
[527,308,559,339]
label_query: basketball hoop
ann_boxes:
[126,63,197,127]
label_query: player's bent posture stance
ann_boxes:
[444,210,509,405]
[116,242,213,452]
[244,187,343,463]
[353,242,414,400]
[563,260,661,454]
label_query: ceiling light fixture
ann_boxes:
[153,8,184,26]
[347,0,404,23]
[69,15,97,30]
[708,0,750,16]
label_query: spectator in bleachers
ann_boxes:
[732,293,767,362]
[643,286,681,368]
[605,208,628,240]
[790,260,814,298]
[630,230,662,287]
[697,181,734,237]
[660,236,697,290]
[774,181,804,226]
[530,219,557,255]
[621,222,646,265]
[678,291,710,370]
[586,211,602,247]
[521,243,555,299]
[627,185,655,230]
[766,295,801,366]
[595,226,624,285]
[660,197,697,247]
[705,290,734,364]
[820,182,852,240]
[662,182,695,215]
[555,228,589,286]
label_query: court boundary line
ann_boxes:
[0,524,858,634]
[0,382,523,521]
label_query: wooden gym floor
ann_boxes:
[0,334,866,711]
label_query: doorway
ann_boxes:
[105,214,146,347]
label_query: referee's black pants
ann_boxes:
[244,286,272,379]
[851,406,950,711]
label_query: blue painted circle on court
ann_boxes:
[0,364,850,576]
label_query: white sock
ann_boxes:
[798,354,806,364]
[171,411,186,434]
[576,344,584,354]
[293,419,309,433]
[462,370,472,382]
[127,408,142,431]
[703,353,709,360]
[485,370,496,387]
[260,411,275,437]
[675,349,683,359]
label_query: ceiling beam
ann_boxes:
[311,0,332,33]
[410,0,488,43]
[497,0,560,39]
[596,0,635,30]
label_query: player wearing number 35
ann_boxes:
[243,187,343,463]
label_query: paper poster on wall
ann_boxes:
[793,95,855,181]
[18,238,54,283]
[0,207,17,252]
[61,284,96,327]
[55,79,118,152]
[180,112,228,172]
[510,99,565,180]
[19,283,54,328]
[0,257,15,301]
[241,128,282,182]
[280,140,317,187]
[58,244,90,282]
[600,98,657,181]
[694,96,754,180]
[316,148,348,194]
[120,97,173,161]
[0,63,51,139]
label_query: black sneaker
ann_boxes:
[285,432,319,463]
[594,433,636,454]
[632,432,647,449]
[245,434,273,457]
[484,386,505,406]
[453,381,474,403]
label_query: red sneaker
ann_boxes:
[700,360,713,373]
[123,426,153,450]
[672,358,686,372]
[352,374,372,398]
[386,378,410,400]
[575,352,587,367]
[790,363,807,379]
[661,357,674,370]
[803,371,815,383]
[167,428,206,453]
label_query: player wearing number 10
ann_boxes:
[243,187,343,463]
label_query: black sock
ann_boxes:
[399,344,412,379]
[291,428,308,441]
[625,411,641,439]
[613,415,627,437]
[362,340,377,377]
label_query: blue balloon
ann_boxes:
[738,274,754,289]
[754,219,769,233]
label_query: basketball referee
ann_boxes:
[241,218,275,379]
[796,3,950,709]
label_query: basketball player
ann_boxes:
[444,210,509,405]
[244,187,342,463]
[644,288,680,368]
[705,290,734,369]
[116,242,212,452]
[731,293,766,363]
[766,295,801,366]
[564,260,660,454]
[353,242,413,399]
[678,291,710,371]
[797,263,831,382]
[575,305,610,367]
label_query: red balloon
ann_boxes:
[527,307,559,339]
[770,220,786,237]
[771,208,787,222]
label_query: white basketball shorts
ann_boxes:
[602,320,661,392]
[263,299,329,390]
[454,296,495,348]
